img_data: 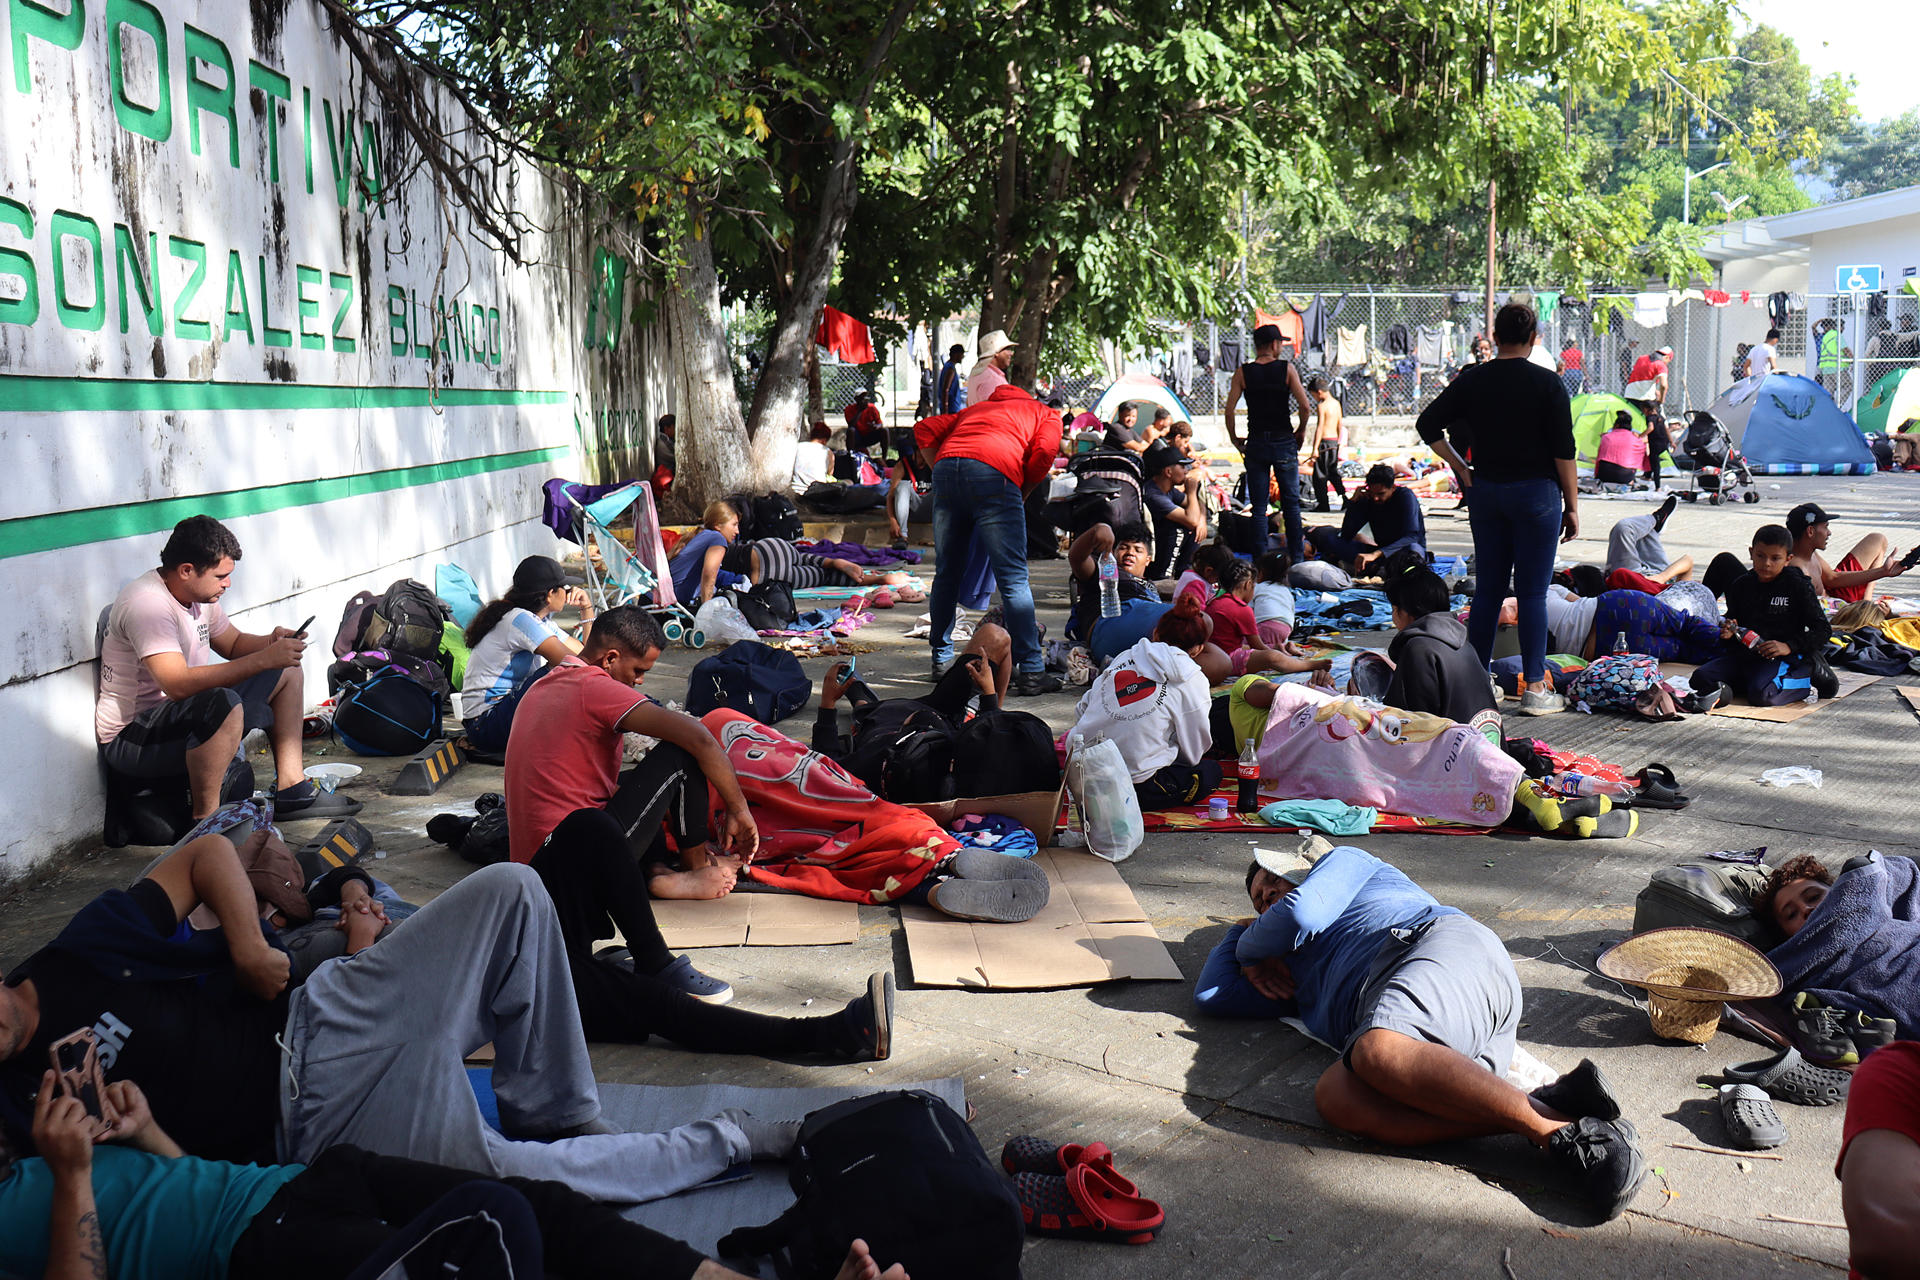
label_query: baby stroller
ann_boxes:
[1676,411,1759,505]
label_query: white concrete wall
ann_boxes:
[1714,258,1810,379]
[0,0,665,877]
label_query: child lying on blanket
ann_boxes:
[1201,678,1634,838]
[1196,559,1332,684]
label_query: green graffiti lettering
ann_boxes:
[470,302,484,357]
[107,0,171,144]
[184,26,237,168]
[487,306,501,366]
[257,256,290,347]
[322,99,355,207]
[295,264,324,350]
[301,86,313,193]
[584,246,627,351]
[329,271,355,352]
[248,61,291,184]
[10,0,84,95]
[0,198,38,326]
[386,283,407,357]
[113,223,162,336]
[50,209,104,332]
[167,236,208,340]
[220,248,252,342]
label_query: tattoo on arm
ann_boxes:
[77,1210,107,1280]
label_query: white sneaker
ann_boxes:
[1519,686,1567,716]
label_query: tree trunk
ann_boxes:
[742,0,917,456]
[805,338,824,426]
[663,222,752,512]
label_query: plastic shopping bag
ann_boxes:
[692,597,758,647]
[1066,736,1144,862]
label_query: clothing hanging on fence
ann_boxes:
[1336,325,1368,368]
[1704,289,1730,306]
[1385,323,1412,355]
[1219,340,1242,369]
[1414,325,1446,368]
[816,306,875,365]
[1632,292,1669,328]
[1768,292,1790,327]
[1299,296,1328,354]
[1535,290,1561,322]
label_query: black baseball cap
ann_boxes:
[1142,441,1188,477]
[512,555,584,594]
[1785,503,1831,537]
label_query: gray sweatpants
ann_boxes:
[1605,512,1671,575]
[277,862,749,1203]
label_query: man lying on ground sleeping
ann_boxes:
[1193,843,1648,1220]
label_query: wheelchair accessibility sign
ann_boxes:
[1836,264,1882,293]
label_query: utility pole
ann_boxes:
[1484,178,1497,340]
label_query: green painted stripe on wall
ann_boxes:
[0,375,569,412]
[0,446,570,561]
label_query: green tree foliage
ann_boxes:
[1826,109,1920,201]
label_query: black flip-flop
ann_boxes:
[1723,1046,1850,1107]
[1633,762,1691,810]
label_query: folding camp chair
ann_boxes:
[544,479,704,647]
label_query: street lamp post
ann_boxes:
[1682,160,1731,225]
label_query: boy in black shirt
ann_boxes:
[1690,524,1837,706]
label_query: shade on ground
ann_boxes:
[1857,367,1920,437]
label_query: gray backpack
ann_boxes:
[1632,856,1771,945]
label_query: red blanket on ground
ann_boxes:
[701,709,956,904]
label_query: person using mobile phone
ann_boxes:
[95,515,360,823]
[1787,502,1911,604]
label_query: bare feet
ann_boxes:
[833,1238,908,1280]
[650,862,741,900]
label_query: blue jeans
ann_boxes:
[1306,527,1426,566]
[1243,437,1304,562]
[1465,476,1564,683]
[461,665,552,755]
[929,457,1041,672]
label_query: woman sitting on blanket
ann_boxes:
[1072,595,1227,810]
[1204,676,1636,839]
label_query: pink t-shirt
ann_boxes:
[1595,427,1647,471]
[95,570,234,743]
[504,658,646,863]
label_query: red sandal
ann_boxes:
[1014,1159,1164,1244]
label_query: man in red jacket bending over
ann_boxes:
[914,383,1064,696]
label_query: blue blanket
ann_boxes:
[1768,853,1920,1039]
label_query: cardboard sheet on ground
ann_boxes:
[1899,687,1920,720]
[1659,662,1881,722]
[651,894,860,948]
[901,850,1182,989]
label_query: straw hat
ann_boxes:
[1597,928,1782,1044]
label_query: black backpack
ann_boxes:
[685,640,811,724]
[754,492,805,541]
[333,662,445,756]
[717,1090,1023,1280]
[951,709,1061,798]
[733,580,799,632]
[360,579,453,661]
[844,700,957,802]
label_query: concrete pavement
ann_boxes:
[8,471,1920,1276]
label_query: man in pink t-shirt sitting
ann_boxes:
[96,515,358,822]
[503,606,895,1057]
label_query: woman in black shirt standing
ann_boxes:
[1416,303,1579,715]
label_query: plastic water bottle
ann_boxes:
[1612,631,1628,655]
[1236,738,1261,813]
[1097,550,1122,618]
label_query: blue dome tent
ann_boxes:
[1701,373,1875,475]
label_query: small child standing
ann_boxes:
[1691,524,1837,706]
[1252,551,1296,647]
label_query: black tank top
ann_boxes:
[1241,360,1295,437]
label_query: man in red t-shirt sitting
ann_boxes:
[503,606,894,1059]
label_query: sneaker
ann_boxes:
[836,971,896,1061]
[1545,1116,1648,1221]
[926,851,1051,923]
[1011,670,1064,697]
[929,658,949,683]
[1790,991,1858,1065]
[1532,1058,1623,1122]
[1518,685,1567,716]
[653,953,735,1006]
[1848,1010,1898,1061]
[1809,652,1840,701]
